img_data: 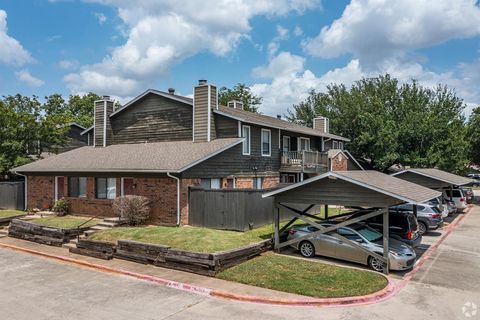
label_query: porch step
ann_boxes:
[103,217,127,224]
[84,230,96,237]
[98,221,118,228]
[62,242,77,250]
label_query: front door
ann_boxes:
[56,176,65,200]
[122,178,135,196]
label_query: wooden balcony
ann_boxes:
[280,150,329,173]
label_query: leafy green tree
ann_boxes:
[467,107,480,164]
[218,83,262,113]
[44,92,101,128]
[287,74,469,172]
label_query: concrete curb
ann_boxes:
[0,206,472,308]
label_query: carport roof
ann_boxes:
[263,170,442,205]
[392,168,472,186]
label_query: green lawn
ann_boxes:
[91,206,351,253]
[31,216,100,229]
[0,210,25,219]
[217,253,388,298]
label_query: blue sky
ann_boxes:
[1,0,479,116]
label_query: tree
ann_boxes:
[468,107,480,164]
[44,92,101,128]
[218,83,262,113]
[286,74,469,172]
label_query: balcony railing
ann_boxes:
[280,150,328,173]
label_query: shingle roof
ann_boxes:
[392,168,472,186]
[13,138,243,174]
[81,89,349,141]
[215,106,349,141]
[263,170,441,204]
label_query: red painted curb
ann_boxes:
[0,206,473,308]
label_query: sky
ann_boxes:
[1,0,480,117]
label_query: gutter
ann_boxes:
[167,172,181,226]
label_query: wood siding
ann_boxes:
[110,93,192,144]
[215,113,238,138]
[94,100,114,147]
[183,123,280,178]
[193,85,216,142]
[280,131,322,152]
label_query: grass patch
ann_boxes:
[217,253,388,298]
[91,206,351,252]
[91,225,269,252]
[0,210,25,219]
[31,216,100,229]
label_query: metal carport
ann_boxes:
[391,168,472,203]
[262,170,441,274]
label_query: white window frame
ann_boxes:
[54,176,61,201]
[211,178,221,189]
[261,129,271,157]
[332,140,339,149]
[282,136,291,153]
[298,137,311,151]
[339,141,344,150]
[254,177,263,189]
[242,125,251,155]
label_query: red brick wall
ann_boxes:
[331,153,348,171]
[27,176,54,210]
[235,177,254,188]
[263,176,280,189]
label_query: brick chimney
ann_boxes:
[313,116,329,133]
[193,80,217,142]
[94,96,114,147]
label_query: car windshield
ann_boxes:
[355,226,383,242]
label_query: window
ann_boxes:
[254,177,263,189]
[332,140,339,149]
[261,129,271,156]
[298,137,310,151]
[96,178,116,199]
[200,178,221,189]
[338,141,344,150]
[68,177,87,198]
[282,136,291,153]
[242,125,251,155]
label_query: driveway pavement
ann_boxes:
[0,205,479,320]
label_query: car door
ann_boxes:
[334,228,367,263]
[307,226,337,258]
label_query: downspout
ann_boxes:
[14,172,28,211]
[167,172,181,226]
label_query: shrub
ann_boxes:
[112,195,150,226]
[52,198,69,216]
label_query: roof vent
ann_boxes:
[277,115,282,119]
[168,88,175,95]
[102,95,110,100]
[227,100,244,110]
[198,79,207,85]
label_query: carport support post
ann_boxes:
[274,203,280,252]
[383,207,390,275]
[324,205,329,220]
[450,185,453,201]
[413,204,418,218]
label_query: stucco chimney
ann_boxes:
[313,116,329,133]
[94,96,114,147]
[193,80,217,142]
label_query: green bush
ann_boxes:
[52,198,69,216]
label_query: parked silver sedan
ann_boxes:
[287,223,416,272]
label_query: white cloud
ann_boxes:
[65,0,319,96]
[303,0,480,65]
[250,52,478,116]
[15,69,44,87]
[94,12,107,24]
[58,59,80,70]
[267,25,289,57]
[0,10,34,66]
[293,25,303,36]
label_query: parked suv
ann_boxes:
[362,211,422,247]
[461,187,474,204]
[391,203,443,235]
[427,197,449,218]
[443,189,467,212]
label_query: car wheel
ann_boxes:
[418,222,428,235]
[299,241,315,258]
[368,256,385,272]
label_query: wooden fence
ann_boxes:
[188,187,300,231]
[0,181,24,210]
